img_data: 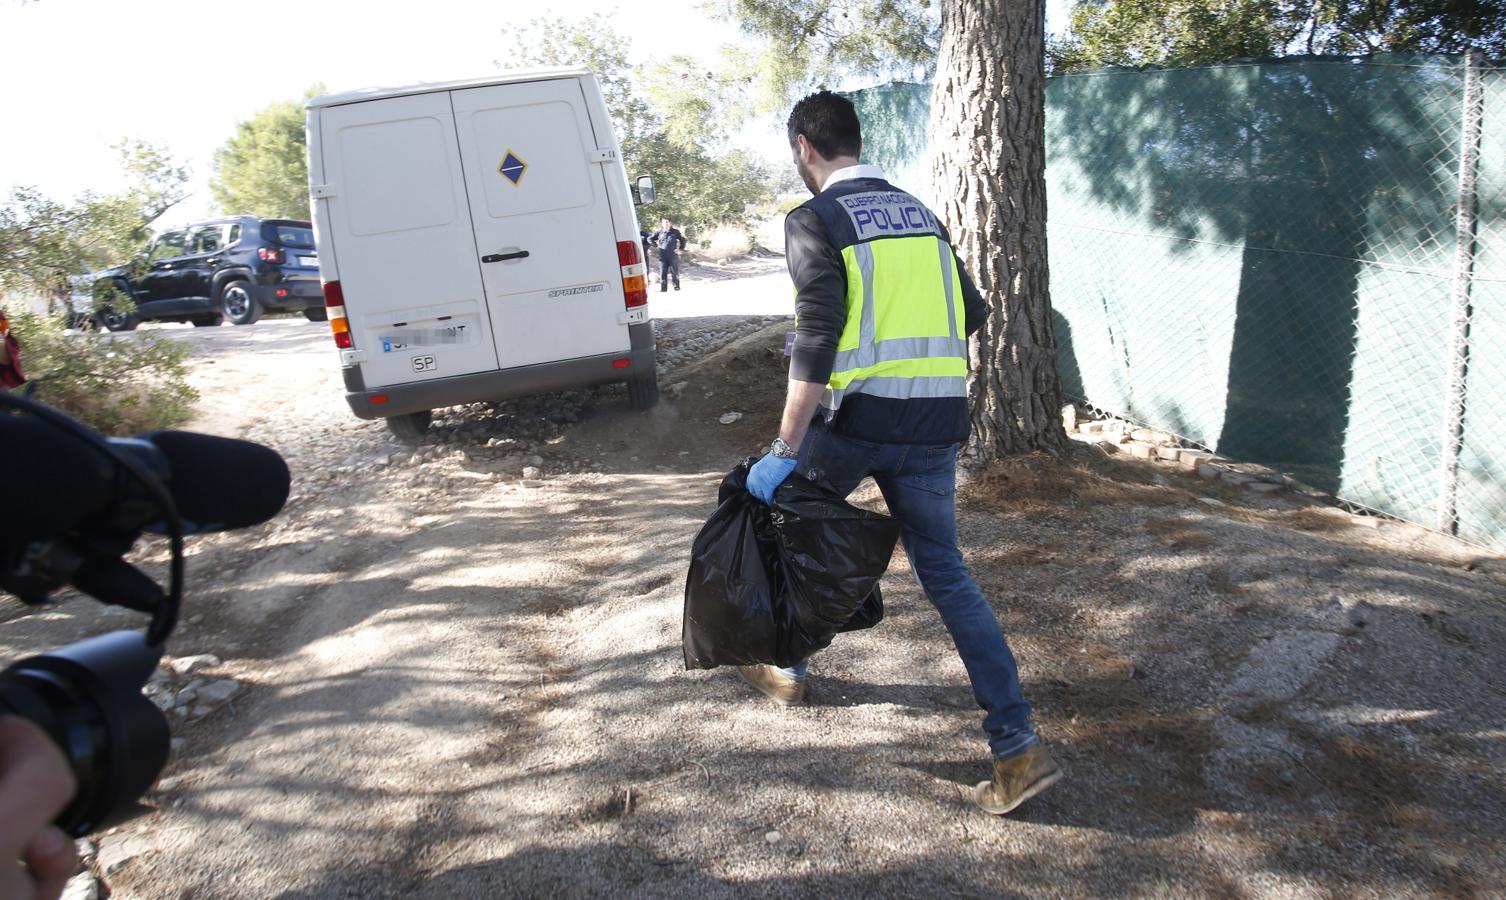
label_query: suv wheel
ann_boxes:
[98,308,139,332]
[220,281,263,326]
[191,315,223,327]
[385,410,432,444]
[303,307,328,322]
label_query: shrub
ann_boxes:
[775,195,805,215]
[4,310,197,435]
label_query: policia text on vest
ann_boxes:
[839,192,942,239]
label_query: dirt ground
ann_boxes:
[3,281,1505,898]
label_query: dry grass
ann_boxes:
[575,552,624,575]
[1232,699,1288,726]
[1205,566,1250,596]
[968,449,1186,517]
[527,591,575,618]
[991,543,1062,566]
[1145,517,1216,551]
[1284,506,1358,533]
[1245,716,1450,840]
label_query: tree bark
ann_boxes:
[930,0,1067,460]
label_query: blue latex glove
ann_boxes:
[747,452,798,504]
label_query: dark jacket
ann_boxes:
[650,228,686,257]
[785,176,987,445]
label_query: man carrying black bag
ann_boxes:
[737,91,1060,817]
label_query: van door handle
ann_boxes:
[482,250,530,264]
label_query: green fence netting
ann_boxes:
[847,53,1506,548]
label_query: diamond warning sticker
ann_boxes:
[498,150,527,186]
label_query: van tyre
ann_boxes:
[385,410,432,444]
[628,372,659,410]
[303,307,328,322]
[220,281,263,326]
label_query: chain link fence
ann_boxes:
[848,53,1506,548]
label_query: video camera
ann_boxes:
[0,391,290,836]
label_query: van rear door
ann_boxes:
[450,78,631,369]
[318,92,499,388]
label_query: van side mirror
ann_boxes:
[635,175,656,206]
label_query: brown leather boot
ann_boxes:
[973,744,1062,815]
[736,665,806,707]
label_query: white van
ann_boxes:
[305,67,659,442]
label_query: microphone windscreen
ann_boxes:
[0,416,111,542]
[146,432,290,532]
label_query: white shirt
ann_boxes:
[821,164,887,192]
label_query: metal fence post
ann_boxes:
[1438,48,1486,535]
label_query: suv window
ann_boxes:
[227,224,242,245]
[261,222,315,249]
[187,224,226,255]
[149,231,188,261]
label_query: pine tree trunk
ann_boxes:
[930,0,1067,460]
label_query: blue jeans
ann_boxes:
[779,422,1038,759]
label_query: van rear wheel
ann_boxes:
[303,307,328,322]
[628,371,659,411]
[385,410,432,444]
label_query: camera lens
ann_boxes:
[0,630,169,836]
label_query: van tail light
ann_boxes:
[323,280,354,350]
[258,247,285,264]
[617,240,647,309]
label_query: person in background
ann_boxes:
[0,309,25,389]
[736,90,1061,817]
[640,229,656,286]
[648,218,686,292]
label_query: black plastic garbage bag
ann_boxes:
[683,459,900,669]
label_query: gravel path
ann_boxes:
[3,265,1504,899]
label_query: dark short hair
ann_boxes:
[787,91,862,160]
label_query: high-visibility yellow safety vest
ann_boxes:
[801,185,968,417]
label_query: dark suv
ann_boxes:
[92,217,324,330]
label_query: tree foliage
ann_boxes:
[720,0,1501,85]
[4,308,197,434]
[0,141,189,301]
[0,144,195,431]
[210,87,323,220]
[503,16,771,241]
[718,0,939,108]
[1051,0,1505,71]
[639,51,758,150]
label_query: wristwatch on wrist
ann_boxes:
[771,437,799,460]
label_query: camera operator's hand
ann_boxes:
[0,717,77,900]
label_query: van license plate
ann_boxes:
[412,355,437,372]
